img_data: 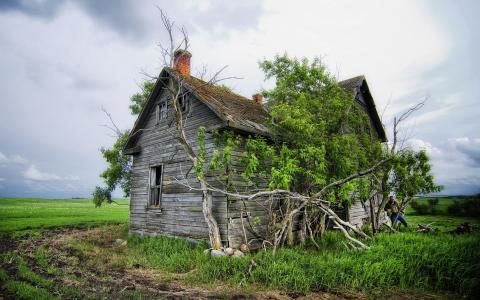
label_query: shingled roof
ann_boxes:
[124,68,386,152]
[338,75,387,141]
[123,68,270,151]
[338,75,366,92]
[167,68,270,136]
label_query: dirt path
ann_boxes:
[0,227,347,300]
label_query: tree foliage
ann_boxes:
[238,55,384,205]
[129,80,156,115]
[388,149,441,202]
[94,80,154,206]
[92,186,112,208]
[99,131,131,196]
[202,54,440,222]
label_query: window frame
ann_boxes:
[159,101,168,120]
[156,100,168,125]
[177,94,189,114]
[148,164,163,209]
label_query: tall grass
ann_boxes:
[127,231,480,297]
[128,235,208,272]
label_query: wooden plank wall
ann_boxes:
[348,193,382,227]
[129,85,229,243]
[225,149,273,249]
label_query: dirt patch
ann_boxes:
[0,226,330,299]
[0,226,453,300]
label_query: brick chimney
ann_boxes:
[173,49,191,76]
[252,93,263,105]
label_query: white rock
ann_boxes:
[224,247,234,256]
[233,250,245,257]
[203,249,212,256]
[210,249,226,257]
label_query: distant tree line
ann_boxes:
[410,194,480,217]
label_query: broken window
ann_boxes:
[149,165,163,207]
[159,101,168,120]
[178,94,189,113]
[156,101,168,124]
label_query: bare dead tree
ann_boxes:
[374,99,427,230]
[99,106,123,138]
[153,9,236,249]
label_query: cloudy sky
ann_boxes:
[0,0,479,198]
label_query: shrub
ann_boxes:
[410,199,430,215]
[447,197,480,217]
[447,200,463,216]
[410,198,439,215]
[92,186,112,207]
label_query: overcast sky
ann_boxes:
[0,0,479,198]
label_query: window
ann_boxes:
[149,165,163,207]
[160,101,168,120]
[156,101,168,124]
[178,94,189,113]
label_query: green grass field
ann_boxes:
[406,197,455,214]
[0,198,129,237]
[1,197,479,299]
[405,196,479,231]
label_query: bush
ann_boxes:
[410,199,430,215]
[92,186,112,207]
[427,198,439,215]
[447,197,480,217]
[410,198,439,215]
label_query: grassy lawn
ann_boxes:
[0,198,129,237]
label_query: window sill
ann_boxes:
[146,206,162,213]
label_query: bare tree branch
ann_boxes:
[100,106,122,137]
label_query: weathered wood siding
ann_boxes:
[347,193,382,227]
[225,149,273,248]
[129,84,229,242]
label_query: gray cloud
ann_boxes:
[188,0,265,32]
[451,138,480,167]
[0,0,147,38]
[0,0,63,18]
[0,0,478,198]
[0,0,265,41]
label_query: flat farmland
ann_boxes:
[0,198,129,236]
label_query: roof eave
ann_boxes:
[123,68,170,152]
[358,80,387,142]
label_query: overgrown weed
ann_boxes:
[123,230,479,297]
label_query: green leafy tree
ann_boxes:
[241,55,383,204]
[92,186,112,208]
[99,131,131,195]
[382,150,442,212]
[129,80,155,115]
[94,80,155,206]
[204,54,440,243]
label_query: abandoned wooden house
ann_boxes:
[124,50,387,247]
